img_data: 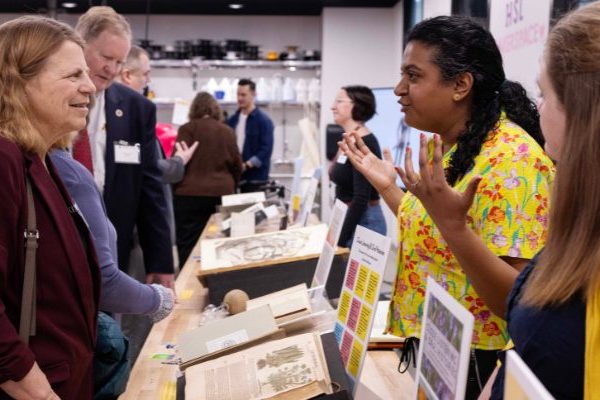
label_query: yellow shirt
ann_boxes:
[387,116,555,350]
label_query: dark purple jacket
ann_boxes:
[0,137,100,399]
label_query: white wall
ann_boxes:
[393,1,404,71]
[382,0,405,247]
[131,14,321,52]
[423,0,452,19]
[320,7,399,221]
[489,0,552,96]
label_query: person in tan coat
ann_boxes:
[173,92,242,267]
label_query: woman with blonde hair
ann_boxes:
[173,92,242,266]
[381,3,600,398]
[0,16,98,399]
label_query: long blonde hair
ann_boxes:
[522,2,600,306]
[0,16,84,154]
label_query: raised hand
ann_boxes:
[396,133,482,233]
[174,141,199,165]
[338,131,397,195]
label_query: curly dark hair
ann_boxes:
[407,16,544,185]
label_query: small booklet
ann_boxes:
[246,283,312,325]
[178,305,284,370]
[368,300,405,349]
[184,332,333,400]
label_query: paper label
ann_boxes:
[365,270,380,305]
[221,192,266,207]
[356,305,372,341]
[205,329,249,353]
[338,290,352,323]
[348,340,364,378]
[346,260,358,290]
[263,204,279,219]
[355,265,368,298]
[230,213,255,237]
[347,298,361,332]
[114,142,140,164]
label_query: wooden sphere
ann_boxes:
[223,289,249,315]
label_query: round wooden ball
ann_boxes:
[223,289,249,315]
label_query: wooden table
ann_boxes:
[119,216,413,400]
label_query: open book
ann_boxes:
[246,283,312,325]
[368,300,405,349]
[178,305,284,370]
[185,332,333,400]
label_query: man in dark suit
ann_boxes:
[75,7,174,288]
[227,79,274,193]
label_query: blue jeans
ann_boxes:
[345,203,387,248]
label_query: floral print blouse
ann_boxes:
[386,116,555,350]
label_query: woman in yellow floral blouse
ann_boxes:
[339,16,554,400]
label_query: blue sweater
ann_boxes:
[491,254,584,399]
[227,107,274,182]
[50,149,159,315]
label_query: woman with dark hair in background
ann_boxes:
[340,16,554,399]
[329,85,386,247]
[173,92,242,267]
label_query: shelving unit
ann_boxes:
[150,59,322,199]
[154,98,318,108]
[150,59,321,70]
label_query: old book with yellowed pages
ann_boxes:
[184,332,333,400]
[246,283,312,325]
[178,305,284,370]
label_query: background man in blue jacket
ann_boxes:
[227,79,274,193]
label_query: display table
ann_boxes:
[197,214,350,305]
[119,215,413,400]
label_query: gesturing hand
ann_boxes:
[396,133,482,233]
[173,141,199,165]
[338,131,397,195]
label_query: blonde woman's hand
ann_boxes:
[338,131,398,195]
[0,362,61,400]
[396,133,482,233]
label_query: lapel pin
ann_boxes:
[115,109,123,117]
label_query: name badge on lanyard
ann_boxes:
[114,141,141,164]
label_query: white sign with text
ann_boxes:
[414,277,474,400]
[489,0,552,96]
[333,226,391,394]
[311,199,348,289]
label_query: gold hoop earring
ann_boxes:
[453,94,460,101]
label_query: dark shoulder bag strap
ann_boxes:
[19,176,38,344]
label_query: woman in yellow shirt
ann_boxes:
[340,16,554,400]
[384,4,600,399]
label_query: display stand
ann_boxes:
[199,248,347,305]
[414,278,475,400]
[333,226,392,395]
[197,211,352,305]
[504,350,554,399]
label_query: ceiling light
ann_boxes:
[62,2,77,8]
[229,4,243,10]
